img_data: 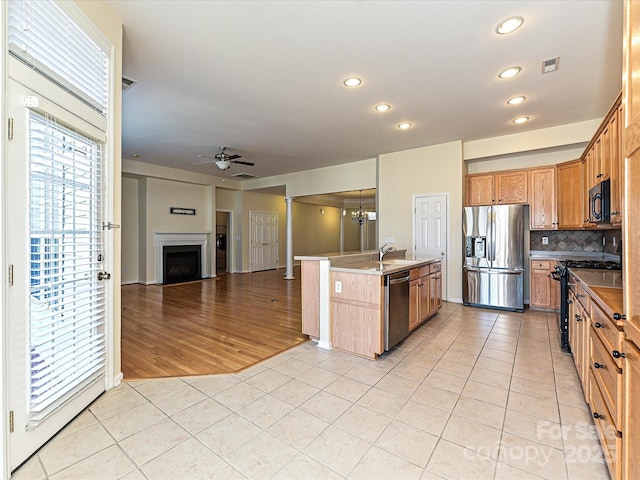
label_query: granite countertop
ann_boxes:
[530,250,621,262]
[330,257,440,276]
[569,268,623,289]
[569,268,624,320]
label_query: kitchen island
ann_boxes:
[295,251,442,359]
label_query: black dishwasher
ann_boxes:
[384,270,410,350]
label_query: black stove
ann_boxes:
[560,259,622,270]
[553,259,621,351]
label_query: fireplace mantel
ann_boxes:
[155,232,209,284]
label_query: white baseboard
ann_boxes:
[447,297,463,304]
[121,280,140,286]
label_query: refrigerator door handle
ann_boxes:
[484,269,523,274]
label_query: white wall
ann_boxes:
[379,141,465,303]
[121,176,139,283]
[467,145,587,174]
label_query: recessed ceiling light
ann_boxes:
[343,77,362,87]
[397,122,412,129]
[374,104,391,112]
[499,67,521,79]
[131,153,140,158]
[496,16,524,35]
[513,116,530,124]
[507,96,526,105]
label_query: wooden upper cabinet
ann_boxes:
[528,167,557,230]
[557,160,585,229]
[466,174,494,206]
[610,104,623,224]
[495,170,528,204]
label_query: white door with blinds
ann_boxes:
[7,77,109,469]
[6,0,112,469]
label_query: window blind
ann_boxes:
[8,0,109,114]
[28,111,105,420]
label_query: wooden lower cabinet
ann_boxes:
[530,259,559,310]
[590,373,622,480]
[623,339,640,480]
[409,262,442,331]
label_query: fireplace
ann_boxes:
[163,245,202,284]
[154,232,209,285]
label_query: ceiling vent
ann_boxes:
[232,172,258,179]
[542,57,560,74]
[122,76,138,90]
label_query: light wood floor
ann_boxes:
[121,267,307,379]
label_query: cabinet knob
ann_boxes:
[611,211,620,216]
[593,412,605,420]
[613,312,626,320]
[593,362,604,369]
[594,322,605,329]
[575,315,582,322]
[612,350,626,359]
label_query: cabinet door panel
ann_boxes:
[496,171,527,204]
[529,168,557,229]
[556,160,584,228]
[466,174,494,206]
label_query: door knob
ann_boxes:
[97,271,111,281]
[441,252,446,256]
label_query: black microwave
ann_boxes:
[589,179,610,223]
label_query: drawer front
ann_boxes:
[531,260,552,270]
[419,265,430,278]
[576,281,590,312]
[591,301,623,367]
[429,262,441,274]
[590,332,622,430]
[589,374,622,480]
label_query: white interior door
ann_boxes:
[415,194,448,300]
[250,211,278,272]
[6,78,108,469]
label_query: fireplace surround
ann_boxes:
[155,232,208,284]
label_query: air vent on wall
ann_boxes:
[232,172,258,179]
[122,76,138,90]
[542,57,560,74]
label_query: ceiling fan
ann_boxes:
[196,146,255,170]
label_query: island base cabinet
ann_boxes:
[623,340,640,480]
[331,302,383,358]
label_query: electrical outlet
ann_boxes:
[385,237,395,243]
[603,236,606,246]
[613,236,617,247]
[335,281,342,293]
[542,236,549,245]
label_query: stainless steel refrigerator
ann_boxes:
[463,204,524,312]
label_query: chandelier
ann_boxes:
[352,190,368,226]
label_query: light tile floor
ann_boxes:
[12,303,611,479]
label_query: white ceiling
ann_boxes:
[105,0,623,179]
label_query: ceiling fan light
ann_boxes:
[216,160,231,170]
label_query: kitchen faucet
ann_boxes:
[379,243,396,262]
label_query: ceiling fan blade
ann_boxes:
[227,154,242,160]
[231,160,255,166]
[197,154,217,160]
[194,160,216,164]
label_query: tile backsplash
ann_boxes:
[531,229,622,254]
